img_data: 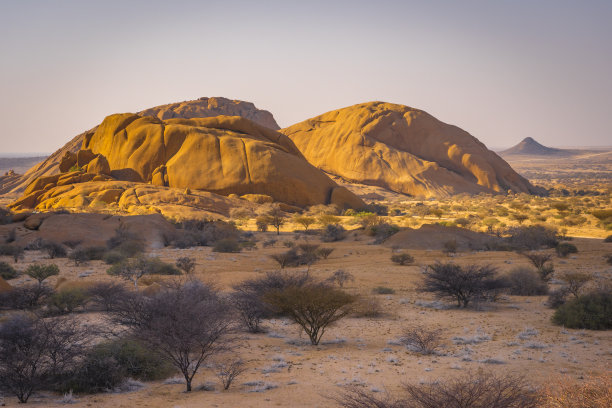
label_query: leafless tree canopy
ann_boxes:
[0,314,90,403]
[215,359,247,390]
[400,326,444,355]
[111,280,234,392]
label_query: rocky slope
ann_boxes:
[0,97,280,195]
[8,114,363,213]
[281,102,542,197]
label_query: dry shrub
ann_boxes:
[335,370,538,408]
[540,373,612,408]
[559,271,592,298]
[506,267,548,296]
[400,326,444,355]
[352,296,384,318]
[391,252,414,266]
[326,270,354,288]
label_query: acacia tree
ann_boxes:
[107,256,150,288]
[0,314,89,403]
[523,253,554,282]
[294,216,316,232]
[419,263,508,308]
[112,280,234,392]
[268,206,285,235]
[263,284,355,345]
[25,264,59,286]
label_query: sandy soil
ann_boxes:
[2,229,611,407]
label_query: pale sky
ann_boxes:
[1,0,611,154]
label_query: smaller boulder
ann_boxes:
[76,149,97,167]
[59,151,77,173]
[86,154,111,175]
[24,213,48,230]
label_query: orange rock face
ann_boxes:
[281,102,541,197]
[9,114,364,213]
[0,97,282,195]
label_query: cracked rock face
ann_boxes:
[80,114,361,208]
[281,101,542,198]
[0,97,281,195]
[9,114,364,212]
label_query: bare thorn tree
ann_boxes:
[215,359,247,390]
[0,314,90,403]
[400,326,445,355]
[112,280,234,392]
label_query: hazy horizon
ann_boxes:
[1,0,611,154]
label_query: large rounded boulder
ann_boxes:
[281,102,541,197]
[13,114,363,211]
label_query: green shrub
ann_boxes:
[145,257,181,275]
[48,287,88,314]
[556,242,578,258]
[506,267,548,296]
[372,286,395,295]
[552,291,612,330]
[391,252,414,266]
[102,250,126,265]
[0,261,19,280]
[505,225,558,250]
[59,337,175,394]
[213,238,242,253]
[25,263,59,284]
[263,284,355,345]
[69,246,106,265]
[95,338,174,381]
[367,223,399,243]
[60,352,125,394]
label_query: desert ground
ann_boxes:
[0,153,610,407]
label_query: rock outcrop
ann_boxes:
[139,97,279,130]
[500,137,567,156]
[281,102,541,197]
[0,97,281,195]
[9,114,364,212]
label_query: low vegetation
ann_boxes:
[391,252,415,265]
[552,290,612,330]
[263,283,355,345]
[419,262,509,307]
[335,370,538,408]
